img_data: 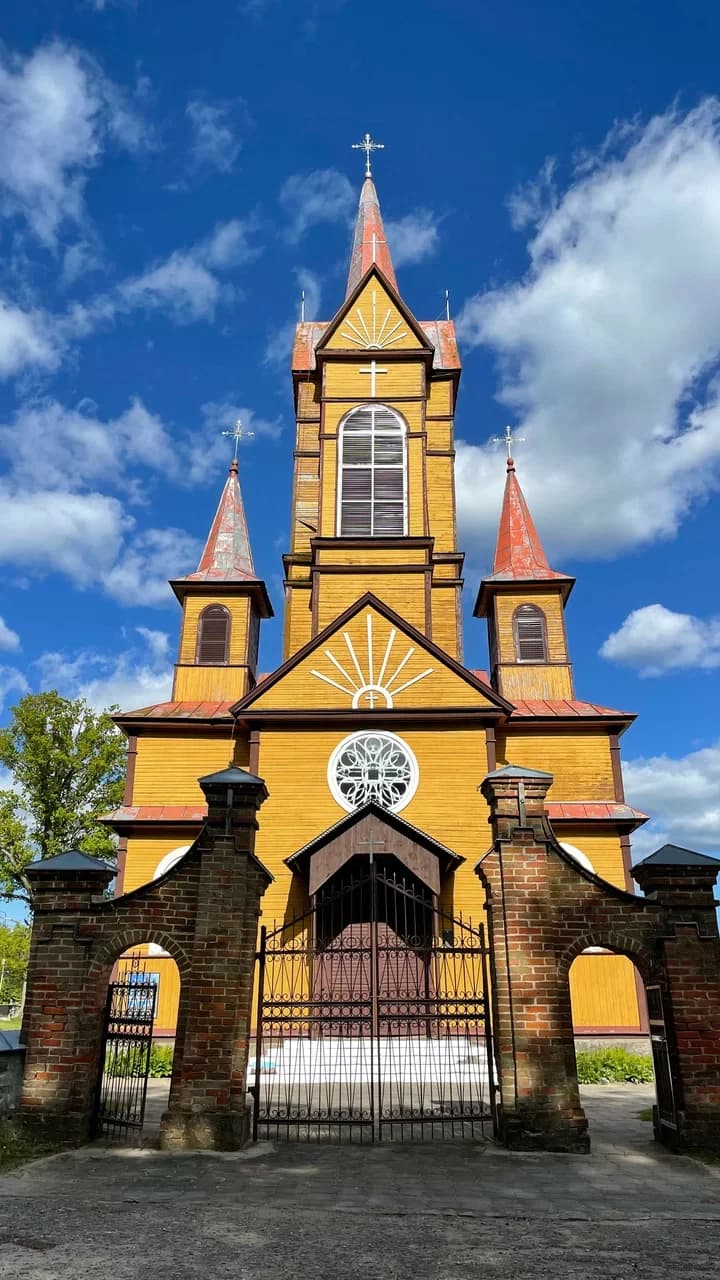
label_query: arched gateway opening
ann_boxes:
[252,807,495,1143]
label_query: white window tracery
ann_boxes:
[328,731,418,813]
[337,405,407,537]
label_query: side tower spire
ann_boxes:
[170,446,273,702]
[346,135,397,296]
[475,450,575,701]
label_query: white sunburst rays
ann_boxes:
[340,289,408,350]
[310,614,433,708]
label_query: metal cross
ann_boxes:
[356,834,387,863]
[490,424,525,458]
[359,359,388,397]
[352,132,385,178]
[221,419,254,462]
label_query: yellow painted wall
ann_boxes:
[323,280,426,352]
[570,955,642,1030]
[249,605,493,713]
[553,827,628,890]
[323,360,424,399]
[497,664,574,701]
[430,585,460,659]
[122,833,198,893]
[496,729,615,799]
[178,595,250,664]
[254,723,491,927]
[314,574,427,634]
[173,664,249,702]
[131,731,248,804]
[494,591,568,664]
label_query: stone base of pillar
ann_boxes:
[659,1108,720,1154]
[159,1107,250,1151]
[19,1109,93,1148]
[500,1104,590,1153]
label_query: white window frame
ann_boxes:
[328,730,419,814]
[336,404,408,537]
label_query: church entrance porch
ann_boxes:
[252,856,494,1143]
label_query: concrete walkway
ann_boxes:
[1,1086,719,1279]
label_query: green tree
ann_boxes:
[0,692,126,905]
[0,920,30,1005]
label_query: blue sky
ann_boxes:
[0,0,719,863]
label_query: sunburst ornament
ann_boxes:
[341,288,408,350]
[311,615,433,709]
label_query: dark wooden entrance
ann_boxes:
[253,858,495,1143]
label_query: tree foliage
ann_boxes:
[0,920,30,1004]
[0,692,126,904]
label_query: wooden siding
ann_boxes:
[496,729,615,799]
[430,586,460,659]
[315,545,427,566]
[426,380,452,415]
[173,664,249,702]
[570,955,641,1030]
[323,361,424,399]
[495,591,568,665]
[283,585,313,657]
[179,595,250,665]
[323,280,426,352]
[251,604,493,712]
[123,834,196,892]
[553,827,628,889]
[314,573,427,634]
[426,454,456,551]
[497,663,574,701]
[131,731,245,804]
[118,954,181,1036]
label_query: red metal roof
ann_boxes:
[510,698,634,719]
[113,700,235,722]
[489,459,567,583]
[103,804,207,825]
[545,801,648,824]
[292,320,460,372]
[182,459,257,584]
[346,176,397,297]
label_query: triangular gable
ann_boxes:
[233,593,512,717]
[317,266,433,356]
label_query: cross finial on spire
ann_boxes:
[490,424,525,471]
[221,419,254,466]
[352,132,384,178]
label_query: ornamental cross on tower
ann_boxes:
[221,419,254,462]
[352,132,384,178]
[490,424,525,460]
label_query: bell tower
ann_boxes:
[283,142,464,661]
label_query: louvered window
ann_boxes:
[197,605,230,664]
[513,605,548,663]
[338,405,406,536]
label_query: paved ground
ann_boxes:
[1,1085,719,1279]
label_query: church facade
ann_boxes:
[107,167,647,1039]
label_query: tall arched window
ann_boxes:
[513,604,548,663]
[197,604,230,664]
[337,405,406,536]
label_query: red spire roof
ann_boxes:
[346,176,397,297]
[489,458,567,583]
[184,459,256,583]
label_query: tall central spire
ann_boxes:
[346,175,397,298]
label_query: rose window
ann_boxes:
[328,731,419,814]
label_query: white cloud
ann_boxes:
[0,297,60,377]
[264,267,321,368]
[601,604,720,675]
[186,99,242,174]
[455,100,720,564]
[0,396,175,492]
[0,487,128,585]
[102,526,200,605]
[0,618,20,652]
[116,218,257,322]
[135,626,170,664]
[0,40,149,247]
[279,169,354,242]
[625,743,720,858]
[0,666,29,713]
[186,400,283,484]
[34,633,172,714]
[385,209,439,267]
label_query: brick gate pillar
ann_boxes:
[634,848,720,1151]
[160,766,271,1151]
[478,766,589,1152]
[20,852,116,1143]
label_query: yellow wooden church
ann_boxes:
[107,160,648,1039]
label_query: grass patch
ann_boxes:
[0,1017,21,1031]
[106,1044,174,1078]
[0,1118,69,1173]
[637,1107,653,1122]
[577,1047,654,1084]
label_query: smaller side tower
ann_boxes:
[474,456,575,701]
[170,457,273,703]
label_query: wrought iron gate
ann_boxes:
[93,958,158,1141]
[646,983,678,1140]
[252,861,495,1142]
